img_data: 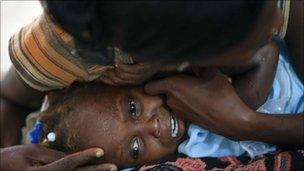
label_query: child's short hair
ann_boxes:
[36,83,97,152]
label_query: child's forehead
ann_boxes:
[75,106,129,158]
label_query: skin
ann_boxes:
[105,2,283,110]
[0,0,303,169]
[285,0,303,82]
[107,1,304,147]
[1,68,44,147]
[51,85,185,168]
[104,40,280,110]
[0,145,117,171]
[145,72,304,148]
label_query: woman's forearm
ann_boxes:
[144,73,303,148]
[0,98,30,147]
[248,112,304,148]
[0,66,44,147]
[285,0,304,81]
[1,66,44,109]
[231,42,279,110]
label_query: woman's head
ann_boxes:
[37,83,185,168]
[43,1,282,67]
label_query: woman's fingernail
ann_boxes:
[95,149,104,157]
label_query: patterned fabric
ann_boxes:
[138,150,304,171]
[9,12,133,91]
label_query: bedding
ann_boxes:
[137,150,304,171]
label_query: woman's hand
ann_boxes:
[97,60,187,86]
[145,70,304,147]
[98,62,160,86]
[0,144,117,171]
[145,70,257,140]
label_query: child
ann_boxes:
[27,83,187,168]
[27,54,303,169]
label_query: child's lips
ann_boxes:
[170,115,179,138]
[170,114,185,142]
[160,112,185,144]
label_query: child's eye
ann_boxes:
[130,137,141,159]
[128,98,140,119]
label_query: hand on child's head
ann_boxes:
[97,63,160,86]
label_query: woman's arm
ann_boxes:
[285,0,303,81]
[220,41,279,110]
[1,66,45,109]
[0,66,44,147]
[249,112,303,148]
[0,144,117,171]
[144,73,304,148]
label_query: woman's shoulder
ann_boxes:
[220,41,279,76]
[284,0,304,82]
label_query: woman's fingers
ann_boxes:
[114,63,158,84]
[37,148,104,171]
[114,67,147,80]
[29,145,66,164]
[97,64,154,85]
[97,76,118,86]
[107,69,145,85]
[144,77,172,96]
[116,63,149,74]
[75,163,118,171]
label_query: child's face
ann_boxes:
[69,85,186,168]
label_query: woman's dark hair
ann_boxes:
[43,1,265,60]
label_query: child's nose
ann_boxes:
[142,114,161,139]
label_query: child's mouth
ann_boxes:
[168,114,185,142]
[157,107,185,145]
[170,115,179,138]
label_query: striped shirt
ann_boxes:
[9,12,133,91]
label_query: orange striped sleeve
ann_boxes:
[8,13,96,91]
